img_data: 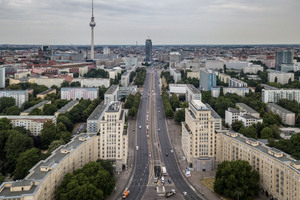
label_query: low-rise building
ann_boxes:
[187,71,200,79]
[225,107,246,126]
[211,87,249,97]
[229,78,248,88]
[72,78,110,88]
[268,70,294,84]
[266,103,295,125]
[169,84,186,94]
[118,86,137,100]
[61,87,99,100]
[0,90,29,108]
[238,114,263,127]
[218,73,230,83]
[185,84,201,102]
[21,100,51,116]
[104,85,119,104]
[14,71,31,79]
[170,68,181,83]
[236,103,260,118]
[217,130,300,200]
[243,64,263,74]
[0,115,56,135]
[54,100,79,117]
[37,89,56,100]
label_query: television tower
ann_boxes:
[89,0,96,59]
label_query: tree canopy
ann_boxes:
[214,160,260,200]
[55,160,115,200]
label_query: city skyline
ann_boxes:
[0,0,300,45]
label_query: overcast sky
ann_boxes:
[0,0,299,45]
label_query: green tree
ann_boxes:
[14,148,41,180]
[48,139,65,152]
[43,104,57,115]
[220,87,224,96]
[3,106,21,115]
[174,109,185,125]
[57,115,74,132]
[5,131,33,172]
[214,160,260,200]
[29,108,44,115]
[261,127,273,139]
[231,120,244,132]
[55,161,115,200]
[97,159,114,176]
[0,97,16,112]
[0,173,4,185]
[238,126,258,139]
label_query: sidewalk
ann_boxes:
[167,119,221,200]
[107,119,136,200]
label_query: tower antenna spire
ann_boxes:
[89,0,96,59]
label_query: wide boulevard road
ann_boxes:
[128,68,202,200]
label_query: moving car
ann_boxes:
[166,189,176,198]
[139,125,142,129]
[136,146,139,151]
[122,188,130,199]
[154,177,158,183]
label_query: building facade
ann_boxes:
[262,89,300,103]
[229,78,248,88]
[200,69,216,91]
[268,71,294,84]
[181,100,216,170]
[36,89,56,100]
[145,39,152,62]
[217,130,300,200]
[0,67,5,88]
[218,73,230,83]
[211,87,249,97]
[266,103,295,125]
[243,64,264,74]
[0,115,56,136]
[275,50,293,71]
[121,72,130,87]
[104,85,119,104]
[0,90,29,108]
[61,87,98,100]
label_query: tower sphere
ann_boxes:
[90,21,96,27]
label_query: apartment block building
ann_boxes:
[262,89,300,103]
[121,72,130,87]
[61,87,98,101]
[211,87,249,97]
[200,69,216,91]
[0,134,97,200]
[268,70,294,84]
[98,102,128,169]
[266,103,295,125]
[218,73,230,83]
[0,115,56,136]
[229,78,248,88]
[54,100,79,117]
[170,68,182,83]
[0,90,29,108]
[243,64,263,74]
[225,107,262,127]
[104,85,119,104]
[236,103,260,118]
[185,84,201,102]
[217,130,300,200]
[72,78,110,88]
[20,100,51,116]
[36,89,56,100]
[0,67,5,88]
[181,100,216,171]
[238,114,263,127]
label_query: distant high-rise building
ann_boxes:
[200,69,216,91]
[103,46,110,55]
[0,67,5,88]
[89,0,96,59]
[275,50,293,70]
[145,39,152,62]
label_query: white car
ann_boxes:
[158,128,160,131]
[139,125,142,129]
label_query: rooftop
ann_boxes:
[37,88,56,95]
[22,100,50,114]
[55,100,78,114]
[61,87,98,91]
[87,103,107,121]
[261,84,278,90]
[186,84,201,94]
[105,85,119,95]
[236,103,259,114]
[267,103,294,114]
[191,100,207,110]
[239,114,259,120]
[205,104,221,119]
[222,131,299,171]
[107,102,121,112]
[0,133,96,198]
[0,115,55,120]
